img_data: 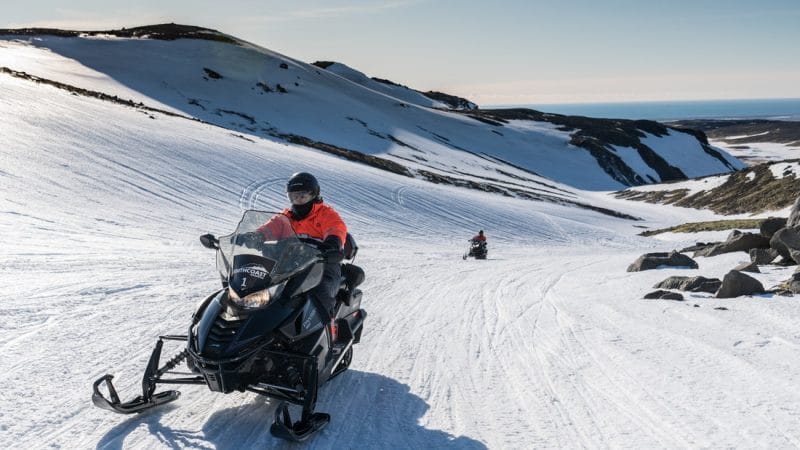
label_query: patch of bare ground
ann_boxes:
[616,161,800,215]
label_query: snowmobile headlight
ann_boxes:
[228,284,282,309]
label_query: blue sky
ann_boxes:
[3,0,799,105]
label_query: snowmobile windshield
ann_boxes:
[216,210,321,287]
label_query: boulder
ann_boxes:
[679,242,717,253]
[733,261,760,273]
[760,217,787,239]
[627,251,699,272]
[715,270,765,298]
[749,248,779,265]
[769,227,800,263]
[693,232,770,257]
[782,272,800,294]
[787,197,800,229]
[653,276,722,293]
[643,290,684,301]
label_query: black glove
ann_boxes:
[199,233,218,249]
[235,231,264,249]
[321,236,344,263]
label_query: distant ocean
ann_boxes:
[489,98,800,122]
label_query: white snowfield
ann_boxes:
[2,36,800,449]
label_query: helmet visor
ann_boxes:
[288,190,315,205]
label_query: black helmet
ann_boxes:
[286,172,320,197]
[479,230,484,235]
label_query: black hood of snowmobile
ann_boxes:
[193,292,298,359]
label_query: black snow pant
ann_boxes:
[311,262,341,321]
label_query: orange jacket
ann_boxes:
[258,202,347,247]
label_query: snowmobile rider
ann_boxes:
[243,172,347,322]
[471,230,486,244]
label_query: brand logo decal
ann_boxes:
[233,264,268,279]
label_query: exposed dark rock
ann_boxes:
[279,63,289,69]
[693,232,770,257]
[750,247,779,264]
[627,251,699,272]
[216,109,255,125]
[274,133,412,177]
[422,91,478,110]
[733,261,760,273]
[0,23,238,44]
[715,270,765,298]
[769,227,800,264]
[760,217,787,238]
[653,276,722,293]
[276,84,288,93]
[203,68,222,79]
[782,272,800,294]
[311,61,335,69]
[679,242,717,253]
[643,290,684,301]
[787,197,800,228]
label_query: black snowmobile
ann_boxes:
[463,239,488,260]
[92,210,366,442]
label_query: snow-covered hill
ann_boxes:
[0,25,744,200]
[2,25,800,449]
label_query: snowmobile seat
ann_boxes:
[338,263,365,306]
[343,233,358,260]
[341,263,364,289]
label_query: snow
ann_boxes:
[711,138,800,165]
[2,36,800,449]
[640,130,745,178]
[322,62,449,109]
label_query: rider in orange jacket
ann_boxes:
[471,230,486,243]
[254,172,347,321]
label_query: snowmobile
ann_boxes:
[92,210,366,442]
[463,239,488,260]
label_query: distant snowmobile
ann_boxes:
[463,239,488,260]
[92,210,366,442]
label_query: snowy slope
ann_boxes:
[3,49,800,450]
[316,61,449,109]
[0,31,744,196]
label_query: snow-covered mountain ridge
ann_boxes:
[0,24,744,202]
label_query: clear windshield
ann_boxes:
[216,210,320,285]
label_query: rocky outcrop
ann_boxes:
[733,261,760,273]
[785,196,800,228]
[643,290,684,301]
[750,248,779,264]
[715,270,765,298]
[627,251,698,272]
[422,91,478,110]
[615,161,800,216]
[692,231,770,257]
[653,276,722,293]
[769,227,800,264]
[760,217,787,239]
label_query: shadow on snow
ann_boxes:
[95,370,487,449]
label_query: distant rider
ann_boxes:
[470,230,487,245]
